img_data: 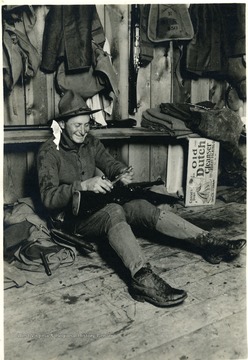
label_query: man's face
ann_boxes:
[60,115,91,144]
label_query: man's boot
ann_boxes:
[155,210,246,264]
[192,233,246,264]
[108,221,187,307]
[130,267,187,307]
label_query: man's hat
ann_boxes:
[55,90,101,121]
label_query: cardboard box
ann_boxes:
[166,137,220,207]
[185,137,219,206]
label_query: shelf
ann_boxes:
[4,126,171,144]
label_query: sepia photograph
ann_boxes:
[2,3,247,359]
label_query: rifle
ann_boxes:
[51,228,95,252]
[128,4,141,115]
[72,178,179,217]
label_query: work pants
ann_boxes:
[71,199,205,277]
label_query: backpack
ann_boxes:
[147,4,194,42]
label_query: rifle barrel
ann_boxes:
[128,4,140,115]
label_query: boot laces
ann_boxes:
[137,268,172,291]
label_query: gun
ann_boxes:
[50,228,95,252]
[128,4,141,115]
[72,178,179,217]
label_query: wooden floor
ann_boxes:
[4,199,247,360]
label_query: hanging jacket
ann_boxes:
[40,5,105,73]
[186,4,246,75]
[2,7,40,93]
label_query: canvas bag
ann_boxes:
[4,198,77,274]
[13,224,77,273]
[147,4,194,42]
[55,42,118,100]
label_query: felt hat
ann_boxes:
[55,90,101,121]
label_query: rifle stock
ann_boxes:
[72,179,179,217]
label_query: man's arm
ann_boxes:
[37,144,82,212]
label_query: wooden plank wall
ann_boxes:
[3,5,232,204]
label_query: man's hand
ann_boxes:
[120,168,134,185]
[81,176,113,194]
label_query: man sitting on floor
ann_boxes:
[37,90,245,308]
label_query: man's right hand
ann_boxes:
[81,176,113,194]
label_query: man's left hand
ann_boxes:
[120,169,134,185]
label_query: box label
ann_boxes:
[185,138,219,206]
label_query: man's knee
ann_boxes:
[135,199,154,211]
[102,203,127,228]
[123,199,160,228]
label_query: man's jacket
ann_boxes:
[37,132,125,217]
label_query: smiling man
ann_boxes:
[37,90,245,308]
[61,115,90,144]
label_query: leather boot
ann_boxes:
[155,211,246,264]
[130,267,187,307]
[193,233,246,264]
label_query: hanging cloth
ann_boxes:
[139,4,154,67]
[55,41,118,100]
[41,5,105,73]
[2,7,40,93]
[147,4,194,43]
[186,4,246,75]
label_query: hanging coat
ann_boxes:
[186,4,246,75]
[40,5,105,73]
[2,6,40,93]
